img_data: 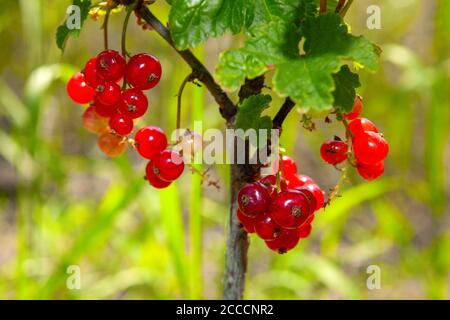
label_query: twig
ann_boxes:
[320,0,327,13]
[102,5,112,50]
[121,6,134,58]
[273,98,296,131]
[335,0,346,13]
[177,73,195,130]
[137,5,237,123]
[340,0,354,17]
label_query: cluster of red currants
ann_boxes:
[237,156,324,254]
[320,97,389,181]
[67,49,185,188]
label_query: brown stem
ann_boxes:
[340,0,354,17]
[137,6,237,123]
[176,73,194,130]
[103,6,112,50]
[273,98,296,132]
[320,0,327,13]
[335,0,347,13]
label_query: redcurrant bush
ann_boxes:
[126,53,162,90]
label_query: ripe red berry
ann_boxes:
[153,149,185,181]
[270,190,314,229]
[320,140,348,165]
[353,131,389,164]
[95,50,126,82]
[356,161,384,181]
[117,88,148,119]
[294,187,318,214]
[265,228,300,254]
[134,126,168,160]
[237,208,256,233]
[93,96,117,118]
[95,82,121,106]
[303,183,325,211]
[82,106,108,134]
[98,132,127,157]
[260,175,277,187]
[67,72,95,104]
[348,118,378,136]
[286,174,314,189]
[126,53,162,90]
[254,214,281,241]
[145,161,171,189]
[344,96,363,120]
[109,114,134,136]
[83,58,103,88]
[237,183,270,218]
[298,223,312,239]
[281,155,297,178]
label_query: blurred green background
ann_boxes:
[0,0,449,299]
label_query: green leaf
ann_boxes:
[217,12,380,111]
[56,0,92,51]
[332,65,361,112]
[235,94,272,132]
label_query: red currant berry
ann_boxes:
[353,131,389,164]
[82,106,108,134]
[281,155,297,178]
[303,183,325,211]
[95,82,121,106]
[134,126,168,160]
[117,88,148,119]
[83,58,104,88]
[93,96,117,118]
[270,190,314,229]
[145,161,171,189]
[298,223,312,239]
[237,208,256,233]
[344,96,363,120]
[95,50,126,82]
[356,161,384,181]
[153,149,185,182]
[109,114,134,136]
[126,53,162,90]
[265,228,300,254]
[260,175,277,186]
[98,132,127,157]
[305,214,315,225]
[348,118,378,136]
[320,140,348,165]
[237,182,270,218]
[67,72,95,104]
[294,187,318,214]
[254,214,281,241]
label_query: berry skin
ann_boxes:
[153,149,185,182]
[83,58,103,88]
[294,187,318,214]
[237,208,256,233]
[117,88,148,119]
[344,96,363,120]
[109,114,134,136]
[303,183,325,211]
[93,97,117,118]
[254,214,281,241]
[145,161,171,189]
[96,81,121,106]
[82,106,108,134]
[67,72,96,104]
[298,223,312,239]
[286,174,314,189]
[265,228,300,254]
[281,155,297,178]
[126,53,162,90]
[237,182,270,218]
[95,50,126,82]
[134,126,168,160]
[357,161,384,181]
[352,131,389,164]
[348,118,378,136]
[270,190,314,229]
[320,140,348,165]
[97,132,127,157]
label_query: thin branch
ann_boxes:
[340,0,354,17]
[137,5,237,123]
[273,98,296,131]
[335,0,346,13]
[121,6,134,58]
[320,0,327,13]
[103,6,112,50]
[176,73,195,130]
